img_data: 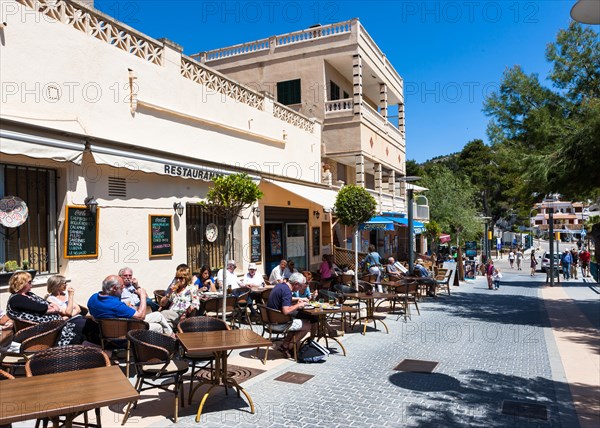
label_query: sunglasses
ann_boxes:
[175,277,186,280]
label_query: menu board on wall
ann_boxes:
[250,225,262,264]
[149,215,173,258]
[64,205,99,259]
[312,227,320,256]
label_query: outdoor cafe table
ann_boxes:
[300,304,358,356]
[342,292,396,335]
[177,329,272,422]
[0,365,139,427]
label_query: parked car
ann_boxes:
[539,251,563,273]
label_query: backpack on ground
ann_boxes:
[298,339,329,363]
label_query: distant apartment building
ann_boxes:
[193,19,429,259]
[531,199,588,241]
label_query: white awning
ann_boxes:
[407,183,429,192]
[267,179,338,210]
[0,129,84,164]
[90,145,241,181]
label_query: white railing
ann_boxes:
[362,103,403,141]
[17,0,163,65]
[181,56,265,111]
[325,98,353,113]
[198,20,354,62]
[272,103,315,133]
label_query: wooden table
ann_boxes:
[342,292,396,335]
[177,329,272,422]
[300,305,358,356]
[0,365,139,426]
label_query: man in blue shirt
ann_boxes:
[561,250,572,280]
[267,272,311,358]
[88,275,173,335]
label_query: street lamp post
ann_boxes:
[545,195,558,287]
[400,176,421,274]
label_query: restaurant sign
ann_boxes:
[164,164,223,181]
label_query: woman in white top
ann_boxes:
[46,274,82,319]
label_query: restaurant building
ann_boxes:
[193,18,429,262]
[0,0,326,298]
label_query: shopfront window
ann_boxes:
[0,163,58,274]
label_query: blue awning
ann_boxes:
[359,215,425,233]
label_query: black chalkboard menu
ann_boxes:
[64,205,99,259]
[149,215,173,258]
[249,225,262,264]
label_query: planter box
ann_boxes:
[0,269,37,287]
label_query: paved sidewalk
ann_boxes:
[14,260,598,427]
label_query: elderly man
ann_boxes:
[267,272,312,358]
[386,257,408,279]
[88,275,174,335]
[216,260,242,291]
[119,267,160,311]
[413,259,437,297]
[269,259,287,284]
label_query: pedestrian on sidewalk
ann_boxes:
[492,267,502,290]
[530,251,538,276]
[516,249,523,270]
[486,259,495,290]
[570,248,578,279]
[561,250,572,280]
[579,248,591,277]
[508,250,515,268]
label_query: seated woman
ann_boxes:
[160,265,200,326]
[6,271,82,345]
[319,254,337,284]
[45,275,99,343]
[292,281,312,302]
[194,266,217,293]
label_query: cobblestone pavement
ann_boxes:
[140,257,594,428]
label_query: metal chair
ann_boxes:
[436,269,452,296]
[395,282,420,320]
[25,345,111,428]
[0,319,66,375]
[177,316,230,404]
[122,330,188,424]
[97,318,149,377]
[256,304,297,363]
[231,289,252,326]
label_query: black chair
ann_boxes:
[177,316,230,404]
[231,290,252,326]
[97,318,149,377]
[256,304,297,363]
[203,296,237,326]
[122,330,188,424]
[25,345,111,428]
[0,319,66,375]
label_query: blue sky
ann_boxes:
[95,1,576,163]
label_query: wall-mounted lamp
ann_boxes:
[313,210,320,220]
[173,202,184,216]
[84,196,98,215]
[283,130,288,141]
[252,206,260,218]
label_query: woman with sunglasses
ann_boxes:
[6,271,82,345]
[160,265,200,325]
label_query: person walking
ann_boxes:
[530,251,538,276]
[515,249,523,270]
[570,248,578,280]
[561,250,572,280]
[508,250,515,268]
[579,248,591,278]
[492,267,502,290]
[486,259,495,290]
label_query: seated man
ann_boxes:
[386,257,408,279]
[118,267,160,312]
[239,262,264,318]
[283,259,298,280]
[267,272,312,358]
[412,259,437,297]
[88,275,174,335]
[216,260,242,291]
[269,259,287,284]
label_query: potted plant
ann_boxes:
[0,260,37,286]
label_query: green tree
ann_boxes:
[424,220,442,256]
[334,185,377,288]
[483,22,600,201]
[201,173,263,320]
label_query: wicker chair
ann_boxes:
[25,345,111,428]
[11,317,37,333]
[231,290,251,327]
[394,282,420,320]
[0,368,14,380]
[255,304,297,363]
[436,269,452,296]
[177,317,230,404]
[203,296,237,326]
[0,319,66,375]
[122,330,188,424]
[97,318,149,377]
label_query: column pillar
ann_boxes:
[398,102,405,133]
[355,154,365,188]
[353,54,363,117]
[379,83,388,119]
[374,163,382,197]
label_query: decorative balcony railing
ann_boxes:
[16,0,163,65]
[273,104,315,133]
[325,99,353,113]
